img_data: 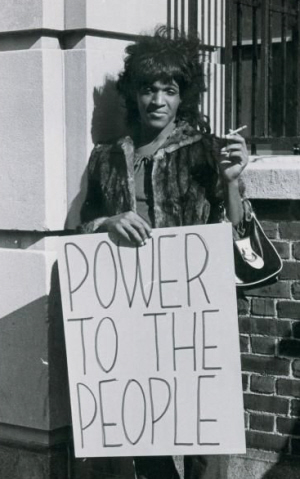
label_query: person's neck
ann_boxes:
[135,121,176,157]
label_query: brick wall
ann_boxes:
[239,212,300,459]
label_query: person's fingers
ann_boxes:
[221,146,243,155]
[122,223,147,246]
[220,144,248,166]
[138,218,152,238]
[224,143,243,152]
[225,133,245,143]
[220,153,241,162]
[224,135,247,152]
[114,223,145,246]
[219,158,240,166]
[129,221,150,244]
[127,212,152,238]
[116,215,146,245]
[105,213,151,246]
[125,212,152,240]
[113,225,135,246]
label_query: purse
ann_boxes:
[234,213,283,288]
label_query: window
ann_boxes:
[225,0,300,154]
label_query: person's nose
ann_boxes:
[152,91,166,107]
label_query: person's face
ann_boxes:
[136,79,181,132]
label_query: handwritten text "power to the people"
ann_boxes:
[58,226,243,457]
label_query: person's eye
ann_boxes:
[167,89,177,95]
[141,86,152,95]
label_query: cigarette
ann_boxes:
[228,125,247,135]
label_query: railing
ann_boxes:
[167,0,226,136]
[225,0,300,154]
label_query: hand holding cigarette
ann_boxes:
[218,125,249,183]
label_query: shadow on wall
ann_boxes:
[48,261,71,428]
[91,75,128,145]
[65,76,128,230]
[0,264,70,430]
[64,166,88,230]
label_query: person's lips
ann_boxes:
[148,111,167,117]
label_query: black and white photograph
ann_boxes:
[0,1,300,478]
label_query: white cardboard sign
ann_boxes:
[57,224,246,458]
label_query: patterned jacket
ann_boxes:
[80,121,251,234]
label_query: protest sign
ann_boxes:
[57,223,246,458]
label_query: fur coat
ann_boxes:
[80,122,250,234]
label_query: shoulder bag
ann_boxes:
[234,213,283,288]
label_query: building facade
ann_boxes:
[0,1,300,478]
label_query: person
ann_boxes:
[80,26,251,479]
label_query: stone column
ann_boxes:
[0,1,70,477]
[0,1,167,477]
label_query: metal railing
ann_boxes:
[225,0,300,154]
[167,0,226,136]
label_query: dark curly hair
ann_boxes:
[116,26,210,133]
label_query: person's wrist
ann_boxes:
[225,177,239,187]
[94,217,109,232]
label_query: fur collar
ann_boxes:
[116,121,203,160]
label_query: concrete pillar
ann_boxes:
[0,1,168,477]
[0,0,70,475]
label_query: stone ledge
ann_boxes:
[0,424,71,449]
[243,156,300,200]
